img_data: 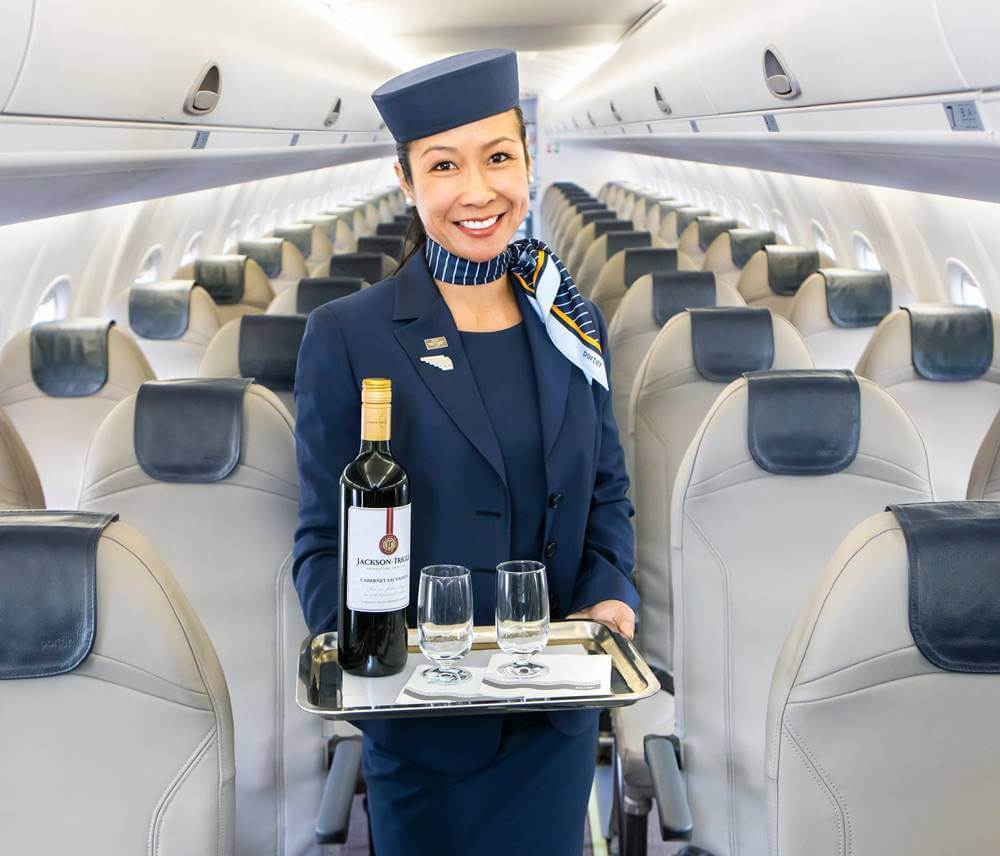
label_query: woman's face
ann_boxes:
[396,109,530,262]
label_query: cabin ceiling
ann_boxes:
[320,0,660,98]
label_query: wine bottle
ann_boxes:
[338,377,411,676]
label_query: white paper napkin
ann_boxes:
[481,653,613,699]
[394,666,507,704]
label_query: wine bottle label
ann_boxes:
[346,503,411,612]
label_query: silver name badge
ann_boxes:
[423,336,448,351]
[420,355,454,372]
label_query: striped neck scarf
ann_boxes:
[424,236,608,389]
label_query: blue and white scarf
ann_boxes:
[424,236,608,389]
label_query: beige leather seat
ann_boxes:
[565,218,633,278]
[736,245,832,316]
[643,200,687,239]
[856,306,1000,499]
[200,316,306,416]
[555,207,616,260]
[237,238,308,296]
[576,230,664,299]
[0,510,235,855]
[607,272,746,457]
[0,320,154,509]
[273,224,334,278]
[700,227,776,292]
[968,410,1000,500]
[300,214,357,254]
[767,502,1000,855]
[631,194,674,233]
[546,192,597,242]
[323,206,369,241]
[0,409,44,509]
[176,256,275,323]
[591,244,677,323]
[78,379,326,856]
[327,251,399,284]
[267,276,366,316]
[788,268,909,369]
[668,371,932,855]
[353,196,381,236]
[552,200,608,253]
[677,215,741,270]
[104,281,222,379]
[657,206,711,250]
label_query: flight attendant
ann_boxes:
[293,49,638,856]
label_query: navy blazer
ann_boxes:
[292,250,638,773]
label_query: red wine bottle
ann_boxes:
[338,377,410,676]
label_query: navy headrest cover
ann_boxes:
[675,208,711,238]
[329,253,386,283]
[128,281,195,341]
[729,229,776,268]
[357,235,404,261]
[377,222,408,237]
[765,246,821,296]
[688,307,774,382]
[297,277,365,315]
[195,255,248,303]
[238,315,307,392]
[697,217,739,253]
[273,225,314,259]
[236,240,284,279]
[30,319,115,397]
[581,210,617,226]
[905,306,993,381]
[593,219,634,238]
[651,271,716,327]
[624,247,678,289]
[606,231,652,257]
[822,269,892,328]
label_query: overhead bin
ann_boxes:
[4,0,392,132]
[0,1,32,110]
[934,0,1000,89]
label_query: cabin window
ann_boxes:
[752,205,769,231]
[32,276,71,325]
[181,233,203,266]
[223,221,241,253]
[771,210,791,243]
[134,246,162,286]
[853,233,881,271]
[947,260,988,308]
[244,215,260,241]
[810,222,836,262]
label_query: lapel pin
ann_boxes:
[423,336,448,351]
[420,355,454,372]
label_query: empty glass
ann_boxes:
[417,564,474,684]
[495,560,550,679]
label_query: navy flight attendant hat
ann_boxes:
[371,49,519,143]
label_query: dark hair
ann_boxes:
[392,106,530,272]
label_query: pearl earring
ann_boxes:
[405,196,413,205]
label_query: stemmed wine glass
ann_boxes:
[495,560,550,679]
[417,564,474,684]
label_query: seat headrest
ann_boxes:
[128,281,195,340]
[329,252,388,282]
[297,277,364,314]
[890,501,1000,672]
[593,219,634,238]
[652,271,717,326]
[729,229,776,267]
[624,247,677,289]
[0,510,118,679]
[746,369,860,475]
[689,307,775,382]
[696,217,740,252]
[905,305,994,381]
[393,213,412,225]
[571,201,606,214]
[30,319,115,397]
[765,246,821,296]
[821,268,892,328]
[300,215,342,240]
[674,207,712,238]
[357,235,404,261]
[194,255,248,303]
[237,315,306,392]
[237,239,284,278]
[377,222,408,237]
[134,378,252,483]
[606,231,652,257]
[272,225,314,258]
[581,210,617,226]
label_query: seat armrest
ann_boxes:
[315,736,362,845]
[643,734,693,841]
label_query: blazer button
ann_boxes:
[548,492,564,509]
[544,540,557,558]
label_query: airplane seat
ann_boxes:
[266,276,366,316]
[323,206,370,241]
[620,188,645,221]
[607,272,746,452]
[300,214,358,254]
[327,251,397,283]
[736,245,832,316]
[788,268,900,369]
[356,196,382,235]
[175,255,276,323]
[643,199,685,238]
[553,200,607,252]
[565,218,634,279]
[609,182,639,216]
[376,221,408,238]
[357,234,406,263]
[0,320,154,509]
[104,281,222,378]
[590,244,675,323]
[657,370,933,855]
[0,408,44,509]
[546,193,597,242]
[273,224,334,278]
[576,230,657,299]
[556,206,616,260]
[855,306,1000,500]
[968,409,1000,500]
[700,228,776,292]
[677,216,741,270]
[78,379,333,856]
[630,193,673,232]
[199,316,306,416]
[237,238,308,296]
[767,502,1000,855]
[0,510,236,855]
[658,206,712,250]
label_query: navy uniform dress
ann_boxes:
[293,250,638,855]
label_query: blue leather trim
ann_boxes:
[689,307,774,382]
[273,225,314,258]
[296,277,365,315]
[651,272,716,327]
[0,510,118,680]
[905,305,993,381]
[592,219,634,238]
[30,319,114,398]
[624,247,678,289]
[570,201,607,214]
[580,210,617,226]
[376,222,408,237]
[134,378,252,483]
[696,217,739,252]
[728,229,776,268]
[237,315,307,392]
[765,246,821,296]
[746,370,860,475]
[237,240,284,279]
[194,255,248,304]
[674,207,712,238]
[820,268,892,328]
[890,501,1000,673]
[328,253,388,283]
[357,235,404,261]
[606,231,651,258]
[128,281,194,340]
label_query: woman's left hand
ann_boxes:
[566,600,635,640]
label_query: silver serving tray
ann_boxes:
[296,619,660,720]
